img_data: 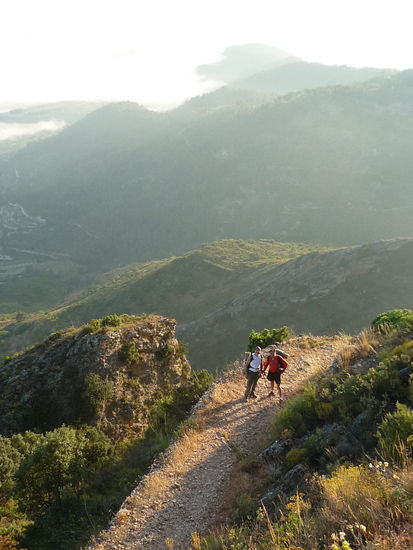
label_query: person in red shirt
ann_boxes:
[261,348,288,401]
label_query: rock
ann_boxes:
[0,315,190,439]
[260,438,288,463]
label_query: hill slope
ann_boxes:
[178,238,413,367]
[0,239,325,357]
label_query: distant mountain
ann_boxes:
[0,101,106,159]
[230,60,392,95]
[196,43,299,84]
[1,71,413,304]
[0,101,107,125]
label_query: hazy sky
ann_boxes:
[2,0,412,109]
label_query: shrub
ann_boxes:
[161,340,175,358]
[83,373,113,419]
[0,436,23,492]
[377,402,413,463]
[248,326,289,351]
[118,341,140,365]
[286,447,308,467]
[372,309,413,334]
[149,370,213,434]
[321,464,395,534]
[83,318,101,333]
[273,384,319,437]
[101,314,122,327]
[177,340,188,358]
[233,493,259,524]
[14,426,112,515]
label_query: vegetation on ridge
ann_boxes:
[192,310,413,549]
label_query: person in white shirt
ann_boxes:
[244,346,262,401]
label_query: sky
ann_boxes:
[1,0,413,110]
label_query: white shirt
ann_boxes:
[249,353,261,372]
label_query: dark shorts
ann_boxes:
[267,370,281,384]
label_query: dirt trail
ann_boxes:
[90,336,347,550]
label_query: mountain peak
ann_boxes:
[196,43,300,83]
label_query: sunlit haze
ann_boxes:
[2,0,413,109]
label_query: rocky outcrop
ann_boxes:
[0,314,190,439]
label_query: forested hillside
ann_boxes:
[1,70,412,288]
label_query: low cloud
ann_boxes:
[0,120,66,141]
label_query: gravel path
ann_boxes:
[90,336,347,550]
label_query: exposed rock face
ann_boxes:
[0,315,190,439]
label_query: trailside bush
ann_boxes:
[372,309,413,334]
[148,370,213,435]
[321,464,396,535]
[272,384,319,438]
[377,402,413,463]
[248,326,289,351]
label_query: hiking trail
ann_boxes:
[90,336,347,550]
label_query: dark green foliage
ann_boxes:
[83,318,102,333]
[372,309,413,334]
[233,493,259,524]
[83,374,114,419]
[285,447,308,467]
[0,363,212,549]
[160,340,175,358]
[101,314,122,327]
[177,340,188,358]
[247,326,289,351]
[377,403,413,463]
[0,436,23,492]
[149,370,213,434]
[118,341,140,365]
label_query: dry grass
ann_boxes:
[356,328,379,357]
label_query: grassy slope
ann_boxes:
[0,239,329,360]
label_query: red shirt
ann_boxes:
[263,355,288,373]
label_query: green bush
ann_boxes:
[286,447,308,467]
[101,314,122,327]
[14,426,112,515]
[377,402,413,463]
[233,493,259,524]
[372,309,413,334]
[247,326,289,351]
[118,341,140,365]
[83,318,101,333]
[273,384,319,437]
[83,373,114,419]
[177,340,188,358]
[0,436,23,492]
[149,370,213,434]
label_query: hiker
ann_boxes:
[244,346,262,401]
[261,347,289,401]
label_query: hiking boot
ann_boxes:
[279,397,283,402]
[268,391,275,397]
